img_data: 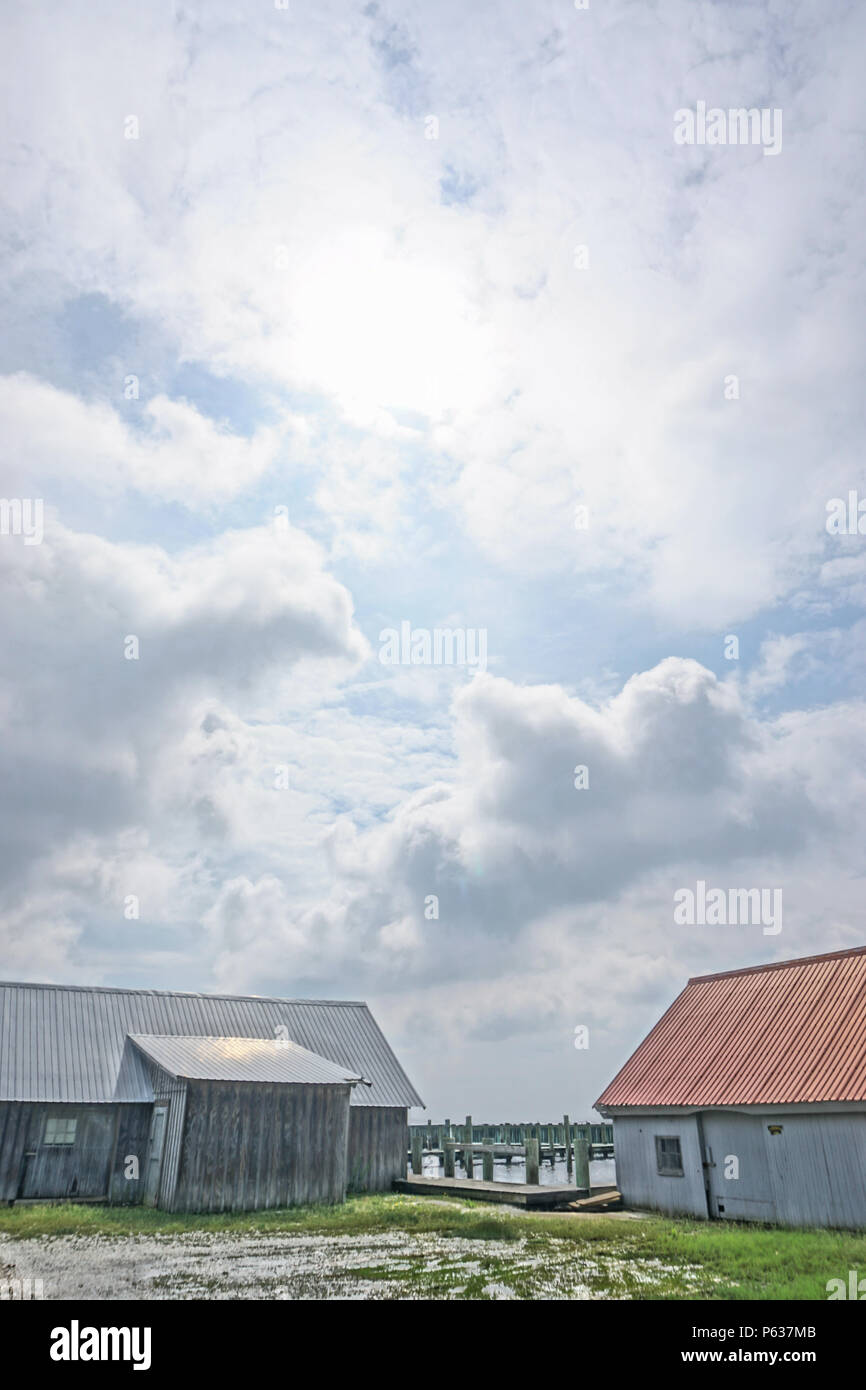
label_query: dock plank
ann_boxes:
[394,1175,587,1209]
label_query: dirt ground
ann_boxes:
[0,1221,710,1300]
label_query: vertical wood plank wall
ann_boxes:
[2,1097,407,1208]
[0,1102,30,1201]
[170,1080,352,1212]
[347,1106,408,1192]
[0,1102,152,1203]
[108,1104,152,1203]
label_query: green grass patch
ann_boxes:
[0,1194,520,1243]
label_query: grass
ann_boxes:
[0,1193,521,1242]
[2,1194,864,1299]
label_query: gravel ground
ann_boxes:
[0,1226,719,1300]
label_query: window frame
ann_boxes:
[654,1133,684,1177]
[42,1114,79,1147]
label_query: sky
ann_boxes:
[2,0,866,1122]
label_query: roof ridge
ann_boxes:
[688,944,866,984]
[128,1032,333,1046]
[0,980,367,1007]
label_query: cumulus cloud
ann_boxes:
[194,657,866,1108]
[0,374,284,507]
[0,518,367,914]
[288,660,852,973]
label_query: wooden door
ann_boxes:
[143,1105,169,1207]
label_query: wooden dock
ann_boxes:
[407,1118,614,1165]
[395,1175,588,1209]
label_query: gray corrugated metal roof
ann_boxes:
[0,982,423,1107]
[113,1035,156,1102]
[128,1034,364,1087]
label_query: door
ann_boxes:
[701,1112,777,1222]
[143,1105,168,1207]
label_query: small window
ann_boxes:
[655,1134,683,1177]
[43,1115,78,1147]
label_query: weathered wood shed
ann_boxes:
[122,1034,361,1210]
[596,945,866,1229]
[0,982,423,1210]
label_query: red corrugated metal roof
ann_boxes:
[596,946,866,1109]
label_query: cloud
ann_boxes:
[193,656,866,1111]
[198,656,862,988]
[0,518,367,905]
[0,373,284,507]
[6,1,864,624]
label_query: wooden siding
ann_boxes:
[2,1096,407,1210]
[612,1113,708,1218]
[781,1112,866,1229]
[18,1106,114,1199]
[2,1102,154,1205]
[348,1106,407,1193]
[0,1102,31,1201]
[614,1108,866,1229]
[107,1104,152,1204]
[714,1109,866,1229]
[170,1080,352,1212]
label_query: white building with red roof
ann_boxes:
[596,946,866,1228]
